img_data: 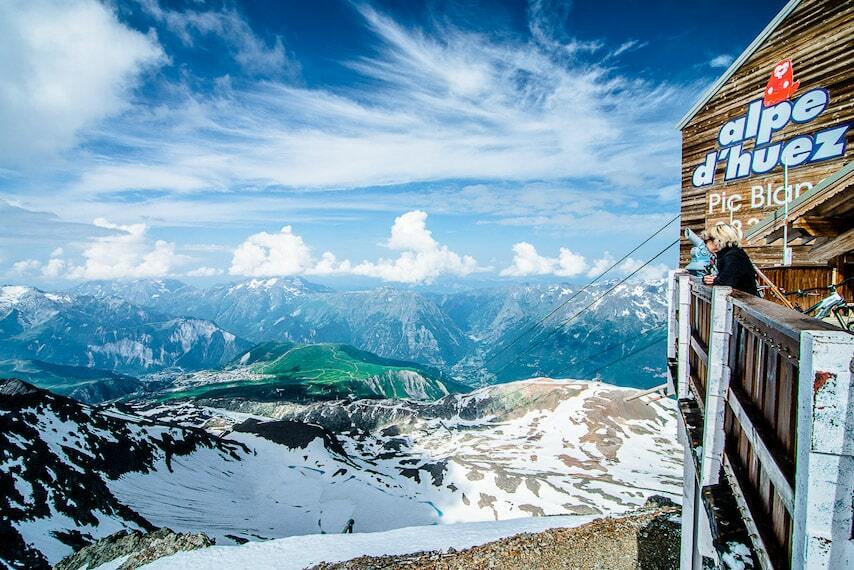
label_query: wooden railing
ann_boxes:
[725,293,803,569]
[688,282,711,407]
[672,272,852,570]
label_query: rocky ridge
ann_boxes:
[310,497,681,570]
[54,528,214,570]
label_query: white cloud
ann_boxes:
[619,257,670,281]
[185,266,223,277]
[351,211,480,284]
[65,218,188,279]
[34,3,685,205]
[501,242,672,282]
[41,258,67,279]
[229,210,479,284]
[611,40,647,58]
[500,242,587,277]
[309,252,352,277]
[7,218,219,280]
[139,0,296,77]
[709,54,733,68]
[11,259,41,274]
[0,0,164,167]
[587,253,615,277]
[229,225,326,277]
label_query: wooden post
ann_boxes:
[791,330,854,570]
[700,285,733,486]
[677,273,692,399]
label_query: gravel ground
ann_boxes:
[309,500,681,570]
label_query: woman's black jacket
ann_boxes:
[713,246,759,296]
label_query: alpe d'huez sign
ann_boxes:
[692,59,849,189]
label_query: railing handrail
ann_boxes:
[688,277,840,341]
[729,290,841,339]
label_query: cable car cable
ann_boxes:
[585,337,667,377]
[482,213,680,367]
[490,237,680,378]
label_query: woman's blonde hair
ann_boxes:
[707,222,742,249]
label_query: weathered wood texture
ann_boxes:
[685,285,839,569]
[680,0,854,267]
[761,264,854,309]
[725,303,799,569]
[689,283,711,404]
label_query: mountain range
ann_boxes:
[72,276,669,389]
[0,285,250,377]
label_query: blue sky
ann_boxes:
[0,0,784,288]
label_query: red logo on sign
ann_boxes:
[763,59,799,106]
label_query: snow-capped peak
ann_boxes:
[0,285,35,305]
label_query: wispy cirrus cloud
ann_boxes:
[1,1,686,283]
[30,1,685,208]
[709,54,734,68]
[137,0,298,77]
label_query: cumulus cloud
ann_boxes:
[229,211,479,284]
[66,219,187,280]
[619,257,670,282]
[0,0,164,167]
[500,242,587,277]
[351,211,479,284]
[11,218,192,280]
[11,259,41,274]
[12,218,223,280]
[229,225,344,277]
[587,252,616,277]
[501,242,671,282]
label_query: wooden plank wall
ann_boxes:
[680,0,854,267]
[760,264,853,311]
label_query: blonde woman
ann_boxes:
[701,222,759,296]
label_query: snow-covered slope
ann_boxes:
[201,378,683,521]
[144,514,602,570]
[2,377,680,569]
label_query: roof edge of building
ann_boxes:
[745,160,854,243]
[676,0,804,131]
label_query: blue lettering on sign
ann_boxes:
[692,88,848,187]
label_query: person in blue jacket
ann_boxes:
[701,222,759,296]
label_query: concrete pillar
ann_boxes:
[791,330,854,570]
[666,271,681,396]
[677,273,692,399]
[700,285,733,486]
[679,418,698,570]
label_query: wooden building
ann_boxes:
[670,2,854,569]
[677,0,853,286]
